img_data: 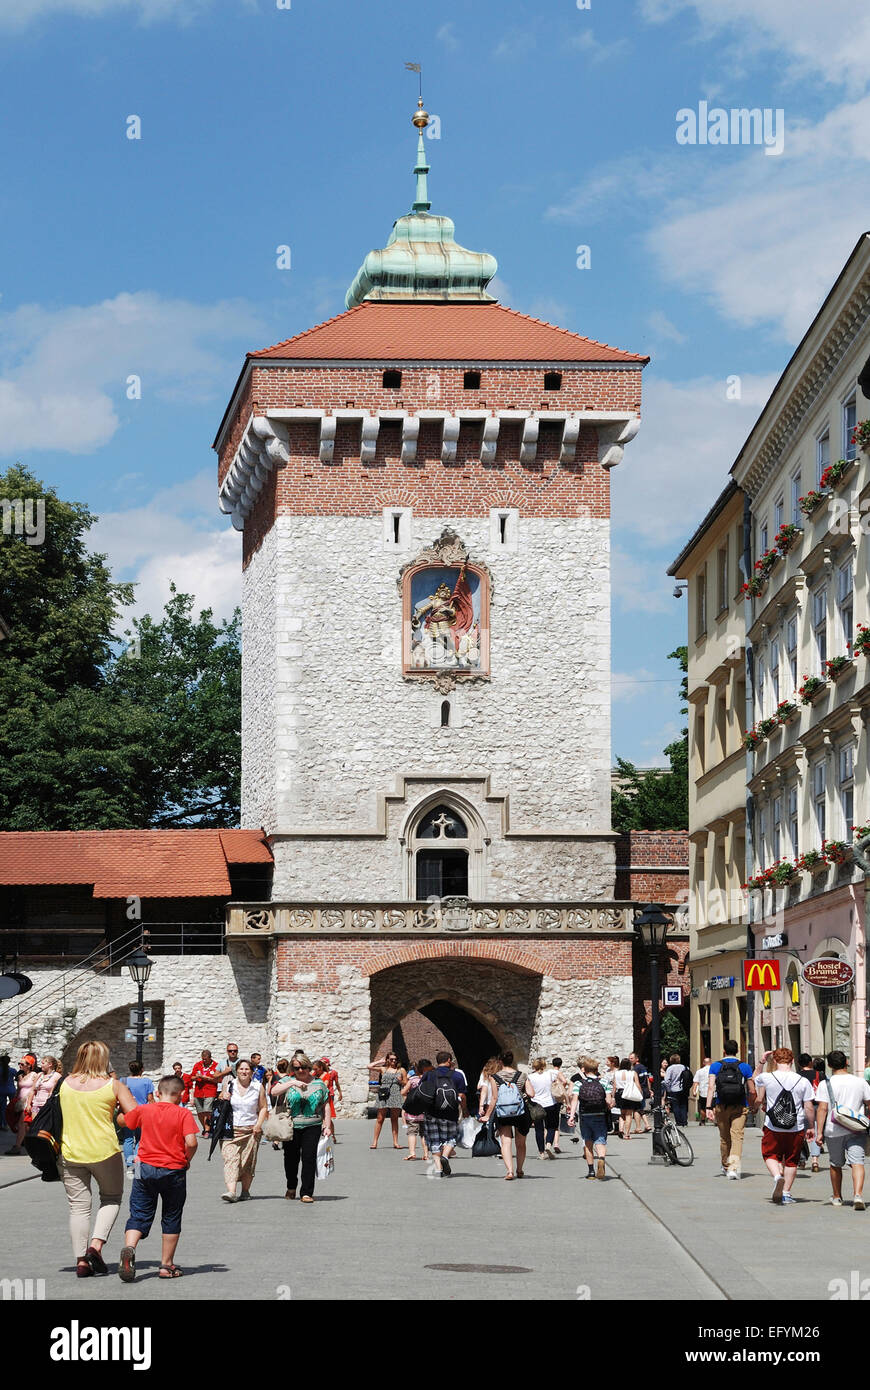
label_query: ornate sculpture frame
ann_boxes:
[398,528,491,692]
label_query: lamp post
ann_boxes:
[634,903,671,1164]
[126,948,153,1068]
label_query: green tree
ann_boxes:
[612,647,688,832]
[0,465,241,829]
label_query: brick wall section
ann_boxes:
[614,830,689,902]
[276,937,634,992]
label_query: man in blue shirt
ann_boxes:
[120,1059,155,1176]
[705,1039,757,1180]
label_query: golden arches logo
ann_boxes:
[743,959,781,991]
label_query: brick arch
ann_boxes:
[377,987,518,1058]
[360,939,550,980]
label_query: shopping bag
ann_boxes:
[316,1134,334,1180]
[471,1120,500,1157]
[457,1116,478,1149]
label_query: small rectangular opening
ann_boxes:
[499,514,508,544]
[393,513,401,544]
[382,370,402,389]
[543,371,562,391]
[463,370,481,390]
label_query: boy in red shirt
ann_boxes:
[119,1074,199,1282]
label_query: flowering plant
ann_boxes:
[798,490,827,516]
[745,860,798,890]
[819,458,853,490]
[743,726,763,750]
[824,655,852,679]
[757,716,780,738]
[774,522,802,554]
[852,624,870,658]
[824,840,851,865]
[776,699,799,724]
[798,673,827,704]
[854,825,870,841]
[796,848,825,870]
[741,574,767,598]
[851,420,870,453]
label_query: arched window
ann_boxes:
[405,798,485,900]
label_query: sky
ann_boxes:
[2,0,869,763]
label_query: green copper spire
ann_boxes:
[344,96,498,309]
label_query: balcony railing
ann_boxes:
[226,899,687,937]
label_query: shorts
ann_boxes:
[761,1126,805,1167]
[195,1097,215,1113]
[126,1163,187,1238]
[422,1117,460,1153]
[826,1130,868,1168]
[580,1114,608,1147]
[495,1111,531,1137]
[405,1120,422,1135]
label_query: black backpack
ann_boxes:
[679,1066,694,1097]
[577,1078,607,1113]
[768,1079,798,1130]
[417,1067,459,1120]
[715,1059,746,1108]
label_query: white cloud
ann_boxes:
[613,371,777,547]
[493,28,535,62]
[92,470,240,624]
[436,22,459,51]
[0,0,217,29]
[545,155,674,226]
[638,0,870,94]
[646,310,686,345]
[611,667,662,701]
[611,545,674,615]
[0,291,262,456]
[566,29,630,64]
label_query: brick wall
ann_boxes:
[614,830,689,902]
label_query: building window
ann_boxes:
[382,369,402,388]
[786,616,798,688]
[759,520,768,556]
[844,392,857,461]
[838,561,853,647]
[770,640,780,706]
[757,806,767,863]
[696,569,707,639]
[755,656,766,719]
[717,545,728,613]
[817,430,830,486]
[791,469,802,520]
[839,744,854,839]
[773,796,782,861]
[813,586,827,671]
[774,496,784,533]
[695,707,706,775]
[440,700,450,728]
[543,371,562,391]
[463,370,481,390]
[813,760,826,841]
[788,786,799,856]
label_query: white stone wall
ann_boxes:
[271,965,373,1110]
[243,513,614,900]
[531,975,635,1065]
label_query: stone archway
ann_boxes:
[62,1001,164,1076]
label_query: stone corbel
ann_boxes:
[599,416,640,470]
[519,416,539,465]
[319,416,337,464]
[560,416,581,466]
[441,416,460,465]
[401,416,420,465]
[252,416,290,465]
[361,415,380,465]
[480,416,500,465]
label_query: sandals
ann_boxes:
[504,1173,515,1180]
[119,1246,136,1283]
[158,1263,183,1278]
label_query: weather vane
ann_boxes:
[405,60,422,102]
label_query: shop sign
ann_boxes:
[802,958,854,988]
[709,975,735,990]
[743,959,782,991]
[761,932,788,950]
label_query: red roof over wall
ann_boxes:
[0,830,272,899]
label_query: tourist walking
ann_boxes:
[705,1040,756,1179]
[216,1042,241,1085]
[320,1057,342,1121]
[190,1049,219,1137]
[549,1057,571,1150]
[692,1056,712,1125]
[601,1056,620,1135]
[419,1051,467,1177]
[568,1057,609,1179]
[663,1054,692,1128]
[219,1059,268,1203]
[29,1056,62,1118]
[0,1054,16,1131]
[815,1049,870,1210]
[481,1050,532,1180]
[753,1048,816,1205]
[171,1062,191,1108]
[369,1050,407,1150]
[400,1058,433,1161]
[613,1058,644,1139]
[119,1073,199,1281]
[527,1056,562,1159]
[271,1054,331,1203]
[797,1053,823,1170]
[629,1051,653,1134]
[118,1060,155,1177]
[58,1042,138,1277]
[9,1057,39,1155]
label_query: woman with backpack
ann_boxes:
[527,1056,562,1160]
[480,1050,534,1180]
[613,1058,644,1139]
[567,1057,609,1179]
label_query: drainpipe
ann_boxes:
[742,492,757,1073]
[851,834,870,1072]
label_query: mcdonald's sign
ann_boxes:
[743,959,781,991]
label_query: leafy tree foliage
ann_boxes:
[612,647,688,832]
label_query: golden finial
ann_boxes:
[412,96,430,131]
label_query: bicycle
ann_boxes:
[657,1100,694,1166]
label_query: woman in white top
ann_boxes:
[527,1057,562,1159]
[613,1057,644,1139]
[219,1059,268,1203]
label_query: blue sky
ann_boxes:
[2,0,869,763]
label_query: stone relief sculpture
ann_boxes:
[410,562,480,669]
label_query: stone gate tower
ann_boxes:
[214,103,648,1106]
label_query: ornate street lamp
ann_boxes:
[126,949,153,1068]
[634,903,671,1164]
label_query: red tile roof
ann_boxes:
[249,301,647,364]
[0,830,272,899]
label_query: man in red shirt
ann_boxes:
[172,1062,191,1107]
[119,1074,199,1281]
[190,1049,219,1136]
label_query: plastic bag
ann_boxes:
[457,1116,478,1149]
[316,1134,334,1181]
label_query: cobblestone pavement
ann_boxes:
[0,1119,862,1301]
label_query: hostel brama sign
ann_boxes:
[802,958,854,989]
[742,959,781,991]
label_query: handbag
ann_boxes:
[620,1072,643,1105]
[825,1078,870,1134]
[528,1100,545,1123]
[263,1109,294,1142]
[472,1120,501,1158]
[551,1075,568,1103]
[377,1085,391,1102]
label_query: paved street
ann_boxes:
[2,1118,868,1301]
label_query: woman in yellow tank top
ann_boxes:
[59,1041,137,1278]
